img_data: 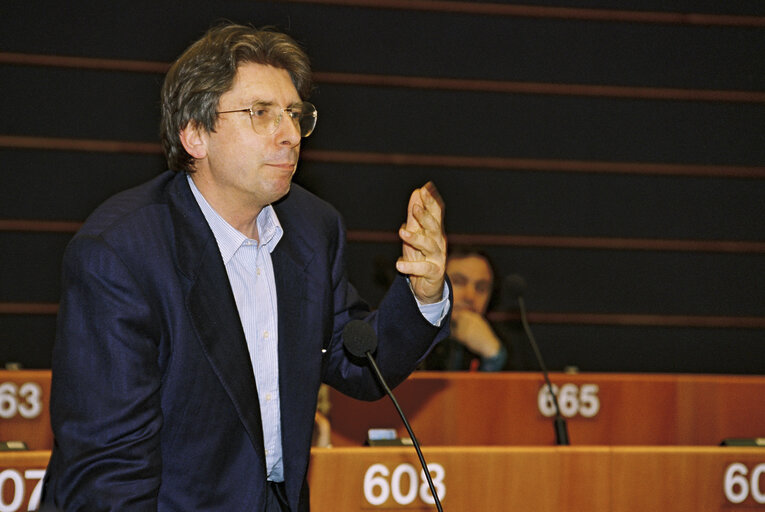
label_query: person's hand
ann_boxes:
[395,182,447,304]
[450,309,502,358]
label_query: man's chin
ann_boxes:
[271,181,293,205]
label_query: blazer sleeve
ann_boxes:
[46,234,163,510]
[319,210,451,401]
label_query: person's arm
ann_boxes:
[47,235,162,510]
[320,195,451,401]
[450,310,508,372]
[479,344,508,371]
[411,279,450,327]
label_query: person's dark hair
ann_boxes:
[447,245,495,280]
[160,22,313,173]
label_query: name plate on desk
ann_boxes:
[0,371,53,450]
[0,451,48,512]
[723,460,765,506]
[309,446,612,510]
[538,382,601,418]
[309,446,765,511]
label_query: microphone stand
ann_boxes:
[364,352,444,512]
[517,296,570,445]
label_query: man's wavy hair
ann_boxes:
[160,23,313,173]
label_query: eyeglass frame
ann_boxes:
[216,101,318,138]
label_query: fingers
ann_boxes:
[411,202,442,235]
[399,223,441,257]
[395,257,440,278]
[420,181,445,223]
[398,181,448,304]
[405,182,444,231]
[400,182,446,254]
[400,183,447,257]
[410,183,444,231]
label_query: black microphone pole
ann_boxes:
[343,320,444,511]
[506,275,570,446]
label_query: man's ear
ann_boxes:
[179,121,208,160]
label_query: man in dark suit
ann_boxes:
[41,23,450,511]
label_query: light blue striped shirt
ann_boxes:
[188,176,284,480]
[187,175,448,481]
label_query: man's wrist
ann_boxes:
[410,279,450,327]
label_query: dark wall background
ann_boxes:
[1,1,763,373]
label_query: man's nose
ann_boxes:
[461,287,476,305]
[276,116,302,146]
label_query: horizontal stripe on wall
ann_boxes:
[2,220,763,254]
[2,135,764,179]
[487,311,765,329]
[3,301,762,329]
[3,53,765,103]
[351,231,765,254]
[0,303,58,315]
[280,0,765,27]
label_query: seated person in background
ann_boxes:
[421,246,509,371]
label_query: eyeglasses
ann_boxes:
[217,101,317,138]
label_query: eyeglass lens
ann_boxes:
[252,102,317,137]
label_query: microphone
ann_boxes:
[343,320,444,511]
[505,274,570,446]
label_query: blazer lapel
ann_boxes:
[271,202,325,498]
[272,224,314,412]
[167,173,266,462]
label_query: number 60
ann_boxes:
[363,463,445,506]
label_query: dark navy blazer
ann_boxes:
[42,171,449,511]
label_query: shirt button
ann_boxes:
[256,267,262,276]
[266,393,273,401]
[263,330,269,339]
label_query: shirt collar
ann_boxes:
[187,174,283,264]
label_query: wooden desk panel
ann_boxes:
[610,446,765,511]
[1,448,763,511]
[307,446,765,511]
[328,372,765,447]
[308,446,611,510]
[3,370,764,451]
[0,370,53,450]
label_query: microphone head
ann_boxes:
[504,273,527,299]
[342,319,378,358]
